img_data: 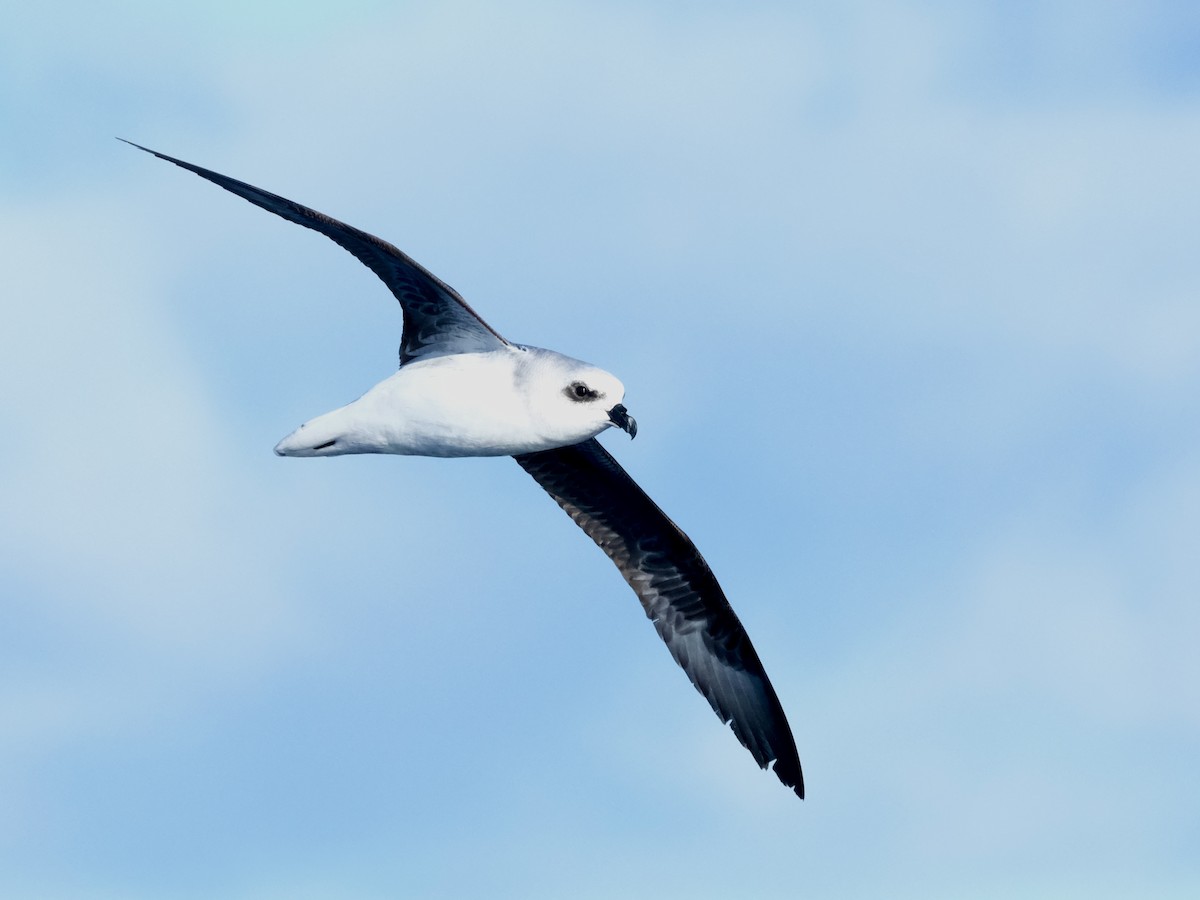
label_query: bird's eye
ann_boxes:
[566,382,599,401]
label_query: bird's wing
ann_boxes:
[513,438,804,798]
[123,140,509,364]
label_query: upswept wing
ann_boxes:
[514,439,804,798]
[123,140,508,364]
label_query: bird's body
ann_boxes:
[275,346,627,458]
[127,139,805,799]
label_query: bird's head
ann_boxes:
[521,348,637,446]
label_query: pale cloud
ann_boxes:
[0,191,318,833]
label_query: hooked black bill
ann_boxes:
[607,404,637,439]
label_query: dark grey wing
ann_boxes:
[123,140,509,364]
[514,439,804,799]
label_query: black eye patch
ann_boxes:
[565,381,600,401]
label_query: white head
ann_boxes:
[518,347,636,447]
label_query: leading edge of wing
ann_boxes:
[121,139,509,363]
[513,438,804,799]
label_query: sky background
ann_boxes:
[3,1,1199,897]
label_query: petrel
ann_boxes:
[124,140,805,799]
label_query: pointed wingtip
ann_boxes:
[120,139,193,170]
[789,761,805,800]
[118,138,167,161]
[768,755,805,799]
[781,771,805,800]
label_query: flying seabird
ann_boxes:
[124,140,805,799]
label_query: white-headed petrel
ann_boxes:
[124,140,804,799]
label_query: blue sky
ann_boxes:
[3,1,1199,897]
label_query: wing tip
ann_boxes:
[116,137,156,156]
[768,757,805,800]
[782,770,805,800]
[118,138,190,172]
